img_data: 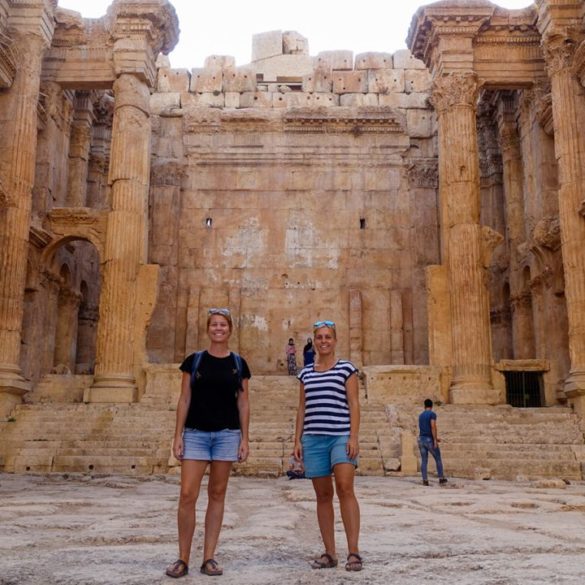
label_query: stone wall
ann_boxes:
[147,40,438,372]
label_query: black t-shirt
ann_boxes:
[179,351,251,432]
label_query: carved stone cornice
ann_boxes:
[283,107,405,134]
[430,72,479,115]
[407,2,494,68]
[406,158,438,189]
[29,225,53,249]
[110,0,179,56]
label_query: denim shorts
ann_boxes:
[183,428,241,461]
[301,434,358,478]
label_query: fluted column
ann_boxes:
[544,36,585,399]
[0,34,48,417]
[66,92,94,207]
[432,73,498,404]
[497,95,535,359]
[89,74,152,402]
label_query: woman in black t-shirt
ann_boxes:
[166,308,251,579]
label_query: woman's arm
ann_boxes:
[172,372,192,460]
[293,383,306,460]
[237,378,250,462]
[346,372,360,459]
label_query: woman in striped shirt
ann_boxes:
[293,320,363,572]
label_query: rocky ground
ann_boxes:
[1,473,585,584]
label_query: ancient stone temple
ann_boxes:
[0,0,584,479]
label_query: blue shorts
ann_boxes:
[301,434,358,478]
[183,428,241,461]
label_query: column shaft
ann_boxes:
[91,74,151,401]
[0,35,46,414]
[549,66,585,393]
[433,73,497,403]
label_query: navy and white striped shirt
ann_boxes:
[298,360,358,436]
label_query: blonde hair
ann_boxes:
[207,312,233,332]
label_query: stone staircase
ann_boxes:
[1,373,584,480]
[0,374,393,477]
[396,404,585,481]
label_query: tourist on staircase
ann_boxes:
[166,308,251,578]
[303,337,315,367]
[286,337,298,375]
[293,320,363,572]
[417,398,448,487]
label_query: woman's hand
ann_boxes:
[238,438,249,462]
[293,440,303,462]
[172,436,184,460]
[346,435,359,459]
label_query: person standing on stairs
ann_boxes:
[166,308,251,578]
[293,320,363,572]
[418,398,448,486]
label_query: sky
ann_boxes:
[57,0,534,69]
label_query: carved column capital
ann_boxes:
[431,72,479,115]
[542,32,578,77]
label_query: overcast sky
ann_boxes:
[58,0,533,69]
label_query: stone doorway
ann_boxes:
[504,371,544,408]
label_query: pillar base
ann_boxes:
[565,370,585,416]
[85,373,137,403]
[0,363,31,419]
[449,383,500,405]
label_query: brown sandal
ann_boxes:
[200,559,223,576]
[165,559,189,578]
[345,553,363,571]
[310,552,338,569]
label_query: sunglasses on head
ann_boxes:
[313,320,336,329]
[208,308,231,316]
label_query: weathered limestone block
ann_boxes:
[254,54,315,82]
[393,49,426,70]
[355,52,393,70]
[252,30,284,61]
[340,93,379,107]
[406,109,433,138]
[362,365,442,404]
[190,67,223,93]
[368,69,405,94]
[302,67,333,92]
[308,93,338,107]
[239,91,273,108]
[150,92,180,115]
[333,71,368,94]
[157,68,189,92]
[379,92,430,109]
[223,67,256,92]
[316,50,353,71]
[224,92,240,108]
[405,69,432,94]
[181,92,225,108]
[282,31,307,56]
[204,55,235,69]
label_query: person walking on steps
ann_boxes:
[418,398,448,487]
[294,320,363,572]
[165,308,251,578]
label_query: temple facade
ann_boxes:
[0,0,585,425]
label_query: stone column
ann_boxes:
[544,36,585,402]
[65,92,94,207]
[348,289,363,368]
[54,288,81,371]
[0,34,49,418]
[88,74,152,402]
[432,73,498,404]
[496,95,535,359]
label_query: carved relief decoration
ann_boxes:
[430,72,479,114]
[532,216,561,251]
[542,32,578,77]
[406,159,438,189]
